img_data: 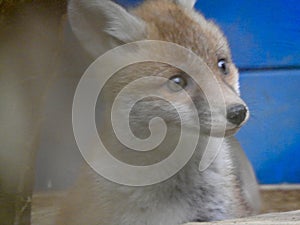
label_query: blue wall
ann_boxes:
[116,0,300,184]
[238,71,300,184]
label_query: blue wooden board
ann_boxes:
[237,70,300,184]
[115,0,300,184]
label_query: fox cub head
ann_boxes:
[68,0,249,137]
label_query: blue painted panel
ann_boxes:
[237,70,300,184]
[197,0,300,69]
[116,0,300,69]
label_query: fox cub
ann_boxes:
[58,0,261,224]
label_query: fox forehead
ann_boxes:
[132,0,231,64]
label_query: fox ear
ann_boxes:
[174,0,196,9]
[68,0,147,58]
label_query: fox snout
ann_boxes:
[226,104,247,126]
[189,76,249,137]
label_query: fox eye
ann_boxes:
[218,59,229,75]
[167,75,187,92]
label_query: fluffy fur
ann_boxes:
[58,0,261,224]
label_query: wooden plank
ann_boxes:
[184,210,300,225]
[31,188,300,224]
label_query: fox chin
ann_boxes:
[57,0,261,225]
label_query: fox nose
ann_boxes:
[227,104,247,125]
